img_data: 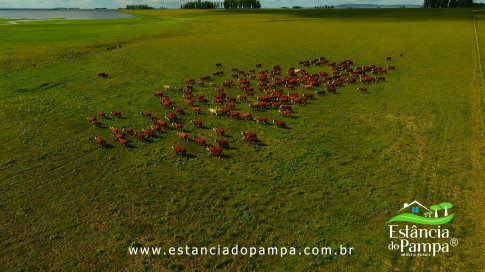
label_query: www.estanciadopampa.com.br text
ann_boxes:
[128,245,354,258]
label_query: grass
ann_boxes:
[1,8,484,271]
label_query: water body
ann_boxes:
[0,9,131,20]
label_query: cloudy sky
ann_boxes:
[0,0,423,9]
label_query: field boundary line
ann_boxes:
[471,13,485,267]
[473,15,485,102]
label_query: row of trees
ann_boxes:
[314,5,335,9]
[181,1,223,9]
[126,4,153,10]
[423,0,473,8]
[223,0,261,9]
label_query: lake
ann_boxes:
[0,9,132,20]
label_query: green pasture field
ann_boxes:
[1,8,484,271]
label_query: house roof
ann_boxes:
[398,200,431,212]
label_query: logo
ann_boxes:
[387,200,454,225]
[386,201,457,257]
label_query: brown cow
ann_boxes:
[241,113,252,120]
[111,111,121,118]
[191,107,200,114]
[274,120,286,128]
[122,128,133,135]
[95,136,104,148]
[165,113,177,122]
[213,127,224,136]
[141,112,152,118]
[135,132,145,141]
[254,117,267,124]
[191,120,203,128]
[177,132,188,141]
[280,110,292,117]
[143,128,154,137]
[227,112,238,119]
[173,107,184,114]
[119,138,128,147]
[172,145,186,156]
[207,146,222,157]
[193,136,206,147]
[150,124,160,131]
[172,123,183,131]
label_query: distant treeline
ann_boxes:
[314,5,335,8]
[181,1,223,9]
[126,4,153,10]
[223,0,261,9]
[423,0,473,8]
[474,2,485,6]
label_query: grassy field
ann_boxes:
[1,8,484,271]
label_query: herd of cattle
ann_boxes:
[88,56,397,157]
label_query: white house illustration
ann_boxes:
[398,200,431,216]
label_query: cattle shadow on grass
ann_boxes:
[102,143,115,149]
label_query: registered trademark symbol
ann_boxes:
[450,238,459,247]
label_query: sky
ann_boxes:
[0,0,423,9]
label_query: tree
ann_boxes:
[430,205,442,218]
[223,0,261,9]
[439,203,453,216]
[425,211,433,218]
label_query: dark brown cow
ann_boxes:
[215,139,229,148]
[111,111,121,118]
